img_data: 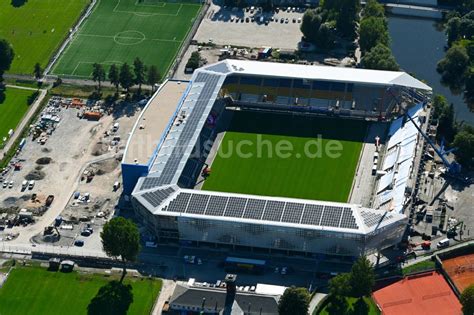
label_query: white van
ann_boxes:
[437,238,450,249]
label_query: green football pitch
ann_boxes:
[0,87,35,146]
[52,0,202,78]
[0,0,89,74]
[202,111,368,202]
[0,266,162,315]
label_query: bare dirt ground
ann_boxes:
[0,98,143,248]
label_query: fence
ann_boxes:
[44,0,98,78]
[167,0,210,79]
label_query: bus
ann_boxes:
[224,257,266,274]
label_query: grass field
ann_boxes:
[52,0,202,78]
[0,0,89,74]
[0,87,35,146]
[202,111,367,202]
[0,266,162,315]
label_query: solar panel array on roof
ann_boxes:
[360,210,393,227]
[204,62,231,74]
[301,204,324,225]
[165,192,192,213]
[340,208,359,229]
[243,199,266,220]
[281,203,304,224]
[320,206,344,227]
[204,195,228,216]
[224,197,247,218]
[141,186,176,207]
[187,194,210,214]
[140,73,221,191]
[262,200,285,222]
[161,191,360,230]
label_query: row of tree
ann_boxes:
[438,10,474,110]
[300,9,336,50]
[299,0,360,50]
[92,58,160,95]
[433,95,474,169]
[360,0,399,71]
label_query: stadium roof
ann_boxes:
[202,59,432,91]
[129,60,424,235]
[133,184,407,235]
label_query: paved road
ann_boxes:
[0,86,46,160]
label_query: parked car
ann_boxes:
[8,181,13,189]
[28,180,35,190]
[74,240,84,247]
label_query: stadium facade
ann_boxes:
[122,60,431,258]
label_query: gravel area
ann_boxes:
[194,4,306,50]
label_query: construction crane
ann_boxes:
[403,108,461,174]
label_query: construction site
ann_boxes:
[0,96,143,251]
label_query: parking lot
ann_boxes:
[194,4,306,50]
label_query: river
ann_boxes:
[388,15,474,125]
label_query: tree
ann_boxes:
[461,284,474,315]
[186,52,201,71]
[33,62,42,81]
[453,127,474,169]
[336,0,359,39]
[108,64,120,93]
[300,9,323,43]
[361,43,399,71]
[446,16,462,46]
[278,287,310,315]
[359,17,389,53]
[328,273,352,296]
[92,63,106,92]
[0,39,15,86]
[315,23,335,49]
[350,256,375,298]
[33,62,43,89]
[100,217,140,282]
[363,0,385,18]
[146,65,160,92]
[437,45,470,91]
[119,63,134,93]
[133,57,146,93]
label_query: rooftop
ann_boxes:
[203,59,432,91]
[373,271,461,315]
[123,80,189,165]
[169,281,281,315]
[133,185,407,235]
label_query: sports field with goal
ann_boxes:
[202,111,367,202]
[0,0,89,74]
[52,0,202,78]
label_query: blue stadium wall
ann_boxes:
[122,163,149,195]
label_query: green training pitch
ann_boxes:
[0,266,162,315]
[0,87,35,146]
[202,111,367,202]
[0,0,89,74]
[52,0,202,78]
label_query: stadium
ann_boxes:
[122,60,432,258]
